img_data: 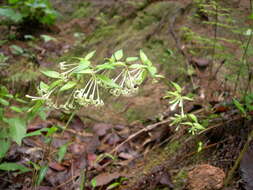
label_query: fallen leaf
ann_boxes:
[49,162,66,172]
[93,123,113,136]
[118,152,134,160]
[92,172,122,187]
[104,133,121,145]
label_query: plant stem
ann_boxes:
[60,111,76,134]
[224,128,253,186]
[233,31,253,95]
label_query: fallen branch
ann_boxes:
[110,118,171,154]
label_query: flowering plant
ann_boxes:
[26,50,162,110]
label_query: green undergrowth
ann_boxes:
[71,2,92,19]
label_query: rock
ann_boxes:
[191,57,211,68]
[187,164,225,190]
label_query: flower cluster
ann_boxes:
[27,50,161,110]
[110,67,144,96]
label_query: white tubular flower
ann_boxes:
[74,76,104,107]
[60,66,79,79]
[109,88,122,97]
[59,61,78,70]
[110,67,143,96]
[130,68,144,85]
[26,88,55,102]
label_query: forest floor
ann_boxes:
[0,0,253,190]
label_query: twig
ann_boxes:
[176,138,229,164]
[110,118,171,154]
[198,115,242,135]
[56,174,79,189]
[64,128,93,137]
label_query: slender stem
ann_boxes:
[210,0,218,78]
[233,31,253,95]
[61,111,76,133]
[224,128,253,186]
[79,169,86,190]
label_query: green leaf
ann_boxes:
[15,98,27,104]
[114,49,123,61]
[46,126,58,137]
[113,62,126,67]
[0,162,31,174]
[129,64,146,69]
[40,35,57,42]
[0,98,9,106]
[147,66,157,76]
[59,81,77,92]
[154,74,164,78]
[0,8,23,23]
[24,35,35,41]
[10,45,24,55]
[8,117,26,145]
[140,50,148,62]
[73,57,90,66]
[49,79,63,90]
[96,75,120,88]
[126,57,139,62]
[8,0,20,4]
[194,123,205,130]
[85,51,96,60]
[36,165,48,186]
[91,178,97,188]
[57,143,69,163]
[140,50,152,66]
[182,122,193,126]
[197,141,203,152]
[171,82,182,93]
[0,140,10,159]
[96,63,115,70]
[41,70,61,79]
[107,182,120,190]
[40,81,49,92]
[25,128,49,137]
[233,98,246,115]
[188,114,198,123]
[27,100,44,121]
[165,48,174,57]
[10,106,23,113]
[183,96,193,101]
[72,60,91,73]
[248,12,253,20]
[75,69,94,74]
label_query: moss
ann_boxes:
[173,169,188,190]
[133,2,181,30]
[125,108,144,123]
[165,140,181,155]
[71,2,92,19]
[111,101,126,111]
[85,25,117,44]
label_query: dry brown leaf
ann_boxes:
[92,172,123,187]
